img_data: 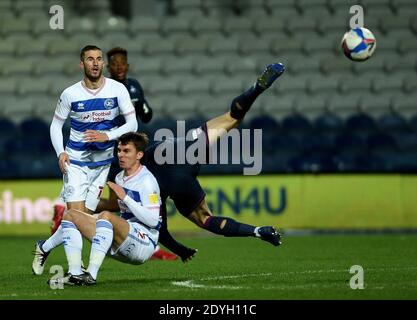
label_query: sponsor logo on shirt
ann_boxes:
[91,110,111,122]
[104,98,115,109]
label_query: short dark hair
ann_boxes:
[107,47,128,61]
[80,45,102,61]
[118,132,149,153]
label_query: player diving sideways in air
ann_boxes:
[33,62,286,285]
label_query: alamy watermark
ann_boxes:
[153,121,263,175]
[49,5,64,30]
[49,265,65,290]
[349,265,365,289]
[349,5,364,28]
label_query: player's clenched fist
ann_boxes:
[58,152,70,174]
[107,181,126,200]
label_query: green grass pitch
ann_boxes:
[1,234,417,300]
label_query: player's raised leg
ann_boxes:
[204,63,285,146]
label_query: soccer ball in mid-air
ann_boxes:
[341,27,376,62]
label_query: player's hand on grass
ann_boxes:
[107,181,126,200]
[58,152,70,174]
[84,129,109,142]
[181,248,198,264]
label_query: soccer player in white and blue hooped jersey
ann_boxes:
[45,132,161,285]
[50,45,138,215]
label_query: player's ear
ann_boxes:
[137,151,144,161]
[79,60,84,70]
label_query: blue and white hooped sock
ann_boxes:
[42,225,63,252]
[61,220,83,276]
[87,219,114,280]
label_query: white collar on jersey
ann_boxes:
[123,164,143,183]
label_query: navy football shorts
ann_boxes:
[144,123,209,217]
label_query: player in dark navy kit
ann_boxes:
[104,47,154,185]
[139,63,286,261]
[106,47,152,125]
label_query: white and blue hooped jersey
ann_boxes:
[115,165,162,238]
[54,77,135,167]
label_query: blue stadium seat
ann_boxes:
[334,123,384,171]
[289,152,337,173]
[354,153,385,172]
[0,157,16,179]
[367,133,398,159]
[345,113,377,132]
[249,115,279,131]
[393,132,417,152]
[5,138,27,156]
[345,112,378,142]
[314,113,344,132]
[335,132,368,154]
[266,133,303,171]
[6,135,52,157]
[262,130,279,154]
[389,151,417,172]
[0,136,10,158]
[0,117,18,138]
[301,133,336,153]
[10,154,60,179]
[377,113,409,132]
[266,149,298,173]
[281,113,312,134]
[273,132,303,151]
[409,113,417,132]
[332,152,360,172]
[19,118,49,139]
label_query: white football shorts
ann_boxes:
[60,162,110,211]
[109,222,157,265]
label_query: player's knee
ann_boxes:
[98,211,112,221]
[62,209,75,222]
[191,210,212,228]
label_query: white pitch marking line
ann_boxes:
[171,280,242,290]
[172,280,205,288]
[200,272,272,281]
[171,273,273,290]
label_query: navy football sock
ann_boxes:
[203,216,256,237]
[158,219,193,259]
[230,83,264,120]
